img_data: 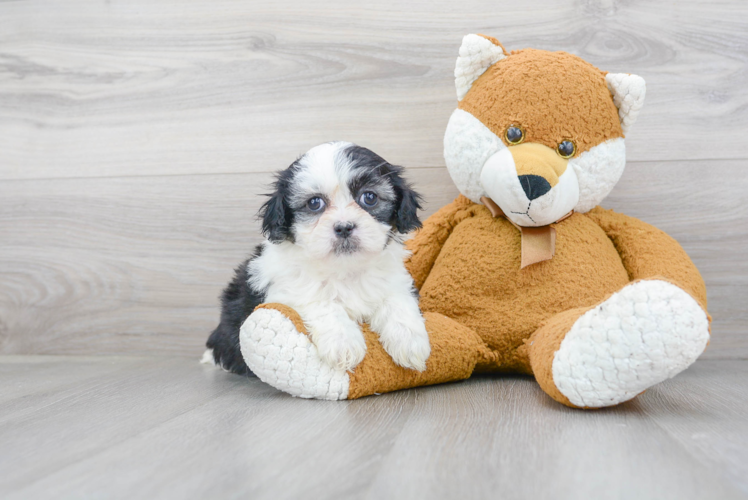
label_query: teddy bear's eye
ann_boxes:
[557,140,576,158]
[505,126,524,145]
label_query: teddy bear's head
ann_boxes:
[444,34,646,227]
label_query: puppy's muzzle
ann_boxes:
[334,222,356,239]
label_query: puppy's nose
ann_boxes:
[518,174,551,200]
[333,222,356,238]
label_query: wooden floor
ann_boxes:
[1,356,746,500]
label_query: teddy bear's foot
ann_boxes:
[530,280,710,408]
[239,305,350,400]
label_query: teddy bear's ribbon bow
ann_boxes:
[480,197,573,269]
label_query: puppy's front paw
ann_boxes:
[379,320,431,372]
[312,322,367,372]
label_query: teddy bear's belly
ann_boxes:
[418,212,630,372]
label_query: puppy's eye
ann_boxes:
[307,197,325,212]
[557,140,576,158]
[505,125,524,145]
[359,192,378,208]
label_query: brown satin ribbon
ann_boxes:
[480,196,573,269]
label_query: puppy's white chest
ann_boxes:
[252,238,410,324]
[317,271,385,320]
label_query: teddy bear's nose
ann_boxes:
[518,174,551,200]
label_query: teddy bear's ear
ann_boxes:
[605,73,646,135]
[455,34,507,101]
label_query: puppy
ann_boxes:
[204,141,431,375]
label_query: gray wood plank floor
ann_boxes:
[1,356,747,500]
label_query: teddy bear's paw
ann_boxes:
[379,319,431,372]
[239,308,350,400]
[552,280,710,408]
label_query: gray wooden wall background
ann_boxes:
[1,0,746,359]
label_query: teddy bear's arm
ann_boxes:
[405,196,473,290]
[585,206,707,311]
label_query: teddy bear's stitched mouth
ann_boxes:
[511,202,536,223]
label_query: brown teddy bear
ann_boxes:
[239,35,710,408]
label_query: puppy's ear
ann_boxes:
[259,194,290,243]
[390,167,423,234]
[395,186,422,233]
[258,168,295,243]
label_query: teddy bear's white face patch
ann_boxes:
[444,108,505,202]
[569,138,627,213]
[444,109,628,225]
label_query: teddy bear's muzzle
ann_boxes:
[480,142,579,227]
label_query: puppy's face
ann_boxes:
[260,142,422,259]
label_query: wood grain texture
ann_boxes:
[0,0,746,357]
[0,0,747,180]
[1,160,746,357]
[1,356,746,499]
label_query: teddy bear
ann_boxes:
[238,34,710,409]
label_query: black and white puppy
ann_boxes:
[204,141,430,375]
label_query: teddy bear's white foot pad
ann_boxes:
[552,280,709,408]
[240,308,350,400]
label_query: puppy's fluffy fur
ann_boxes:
[205,142,430,375]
